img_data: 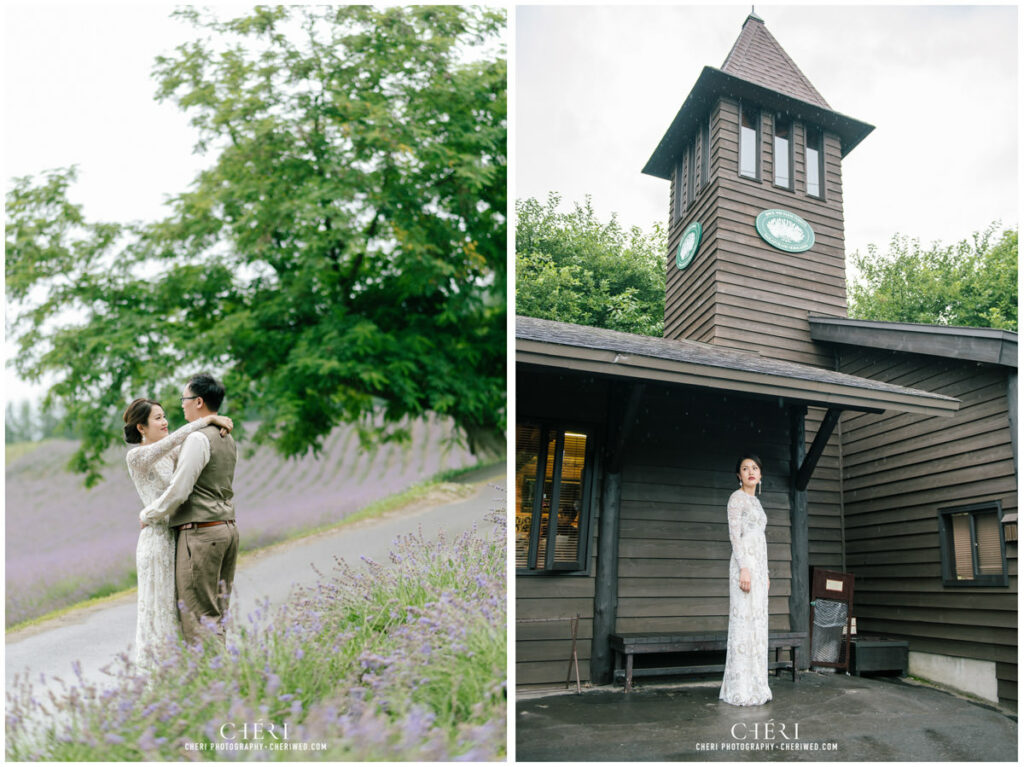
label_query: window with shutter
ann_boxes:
[975,513,1003,575]
[938,501,1008,587]
[951,513,973,579]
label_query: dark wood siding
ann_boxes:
[616,389,794,636]
[517,370,796,687]
[664,99,724,347]
[837,348,1017,712]
[807,405,845,572]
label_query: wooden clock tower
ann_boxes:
[642,11,874,369]
[642,11,877,574]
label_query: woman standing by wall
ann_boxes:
[720,454,772,706]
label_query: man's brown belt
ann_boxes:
[175,520,235,531]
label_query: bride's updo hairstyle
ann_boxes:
[734,453,764,475]
[124,398,161,444]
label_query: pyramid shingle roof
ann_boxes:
[721,13,830,109]
[642,13,874,179]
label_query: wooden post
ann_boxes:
[789,405,809,669]
[590,469,621,684]
[590,383,645,684]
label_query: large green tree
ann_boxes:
[6,6,506,485]
[848,225,1017,331]
[516,194,665,336]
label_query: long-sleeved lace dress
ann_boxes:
[719,488,773,706]
[126,417,214,667]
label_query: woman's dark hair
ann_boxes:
[123,398,161,444]
[187,373,225,412]
[734,453,764,475]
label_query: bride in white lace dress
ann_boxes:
[720,454,772,706]
[123,398,232,668]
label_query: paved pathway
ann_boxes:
[516,671,1017,762]
[6,470,504,700]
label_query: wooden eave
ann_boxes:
[517,316,959,418]
[642,66,875,180]
[809,315,1018,369]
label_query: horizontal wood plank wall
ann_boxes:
[806,404,845,572]
[665,99,723,346]
[837,348,1017,712]
[515,369,608,687]
[615,387,793,638]
[665,98,849,370]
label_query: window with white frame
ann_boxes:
[773,114,793,189]
[739,103,760,180]
[805,125,824,198]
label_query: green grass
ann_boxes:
[5,440,46,464]
[5,457,504,636]
[87,569,139,600]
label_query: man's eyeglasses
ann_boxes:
[180,395,200,403]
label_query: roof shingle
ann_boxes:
[721,13,830,109]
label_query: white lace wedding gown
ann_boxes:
[126,418,212,668]
[719,488,773,706]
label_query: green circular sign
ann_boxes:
[755,209,815,253]
[676,222,702,270]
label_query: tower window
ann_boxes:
[701,116,711,188]
[739,104,760,180]
[673,151,687,223]
[773,115,793,189]
[687,139,697,204]
[806,126,824,198]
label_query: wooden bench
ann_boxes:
[610,631,806,692]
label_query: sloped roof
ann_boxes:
[809,315,1018,368]
[721,13,830,109]
[517,316,959,417]
[642,13,874,179]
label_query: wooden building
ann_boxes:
[808,316,1017,708]
[515,12,1018,713]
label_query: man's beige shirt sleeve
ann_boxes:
[139,430,211,525]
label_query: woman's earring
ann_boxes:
[757,481,762,496]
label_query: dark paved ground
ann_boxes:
[516,671,1017,761]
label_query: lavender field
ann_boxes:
[6,510,507,760]
[5,416,477,627]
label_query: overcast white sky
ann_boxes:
[2,3,1021,407]
[515,4,1019,256]
[3,3,222,404]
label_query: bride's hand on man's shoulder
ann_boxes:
[210,415,234,436]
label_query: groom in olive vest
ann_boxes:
[140,373,239,647]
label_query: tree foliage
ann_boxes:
[5,400,77,444]
[848,225,1017,331]
[6,6,506,485]
[515,194,665,337]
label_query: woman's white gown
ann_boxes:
[719,488,773,706]
[126,418,210,667]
